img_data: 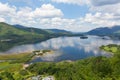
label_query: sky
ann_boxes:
[0,0,120,32]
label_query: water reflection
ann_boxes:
[31,51,63,62]
[1,36,120,62]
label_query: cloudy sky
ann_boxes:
[0,0,120,32]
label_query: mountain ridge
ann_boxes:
[87,25,120,35]
[0,22,73,51]
[13,24,72,34]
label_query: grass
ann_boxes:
[0,50,54,63]
[100,44,119,54]
[0,62,34,79]
[0,52,31,60]
[0,62,22,72]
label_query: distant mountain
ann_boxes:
[13,25,72,35]
[13,24,49,35]
[0,22,50,51]
[45,29,71,34]
[0,23,73,51]
[12,24,26,28]
[87,25,120,35]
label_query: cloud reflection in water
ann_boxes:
[1,36,120,62]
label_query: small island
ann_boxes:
[80,36,88,39]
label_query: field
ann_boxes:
[0,52,31,60]
[0,62,22,72]
[100,44,120,54]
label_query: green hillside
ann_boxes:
[0,22,74,51]
[13,24,50,35]
[0,22,49,51]
[87,25,120,39]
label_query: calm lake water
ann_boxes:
[1,36,120,62]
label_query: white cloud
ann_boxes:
[51,0,120,28]
[51,0,120,6]
[0,1,120,32]
[90,3,120,15]
[0,2,87,32]
[0,2,63,26]
[90,0,120,6]
[51,0,89,5]
[0,17,5,22]
[70,0,119,28]
[33,4,63,18]
[0,2,16,18]
[39,17,77,30]
[38,17,95,32]
[81,12,120,27]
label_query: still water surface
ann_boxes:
[1,36,120,62]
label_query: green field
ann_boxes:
[0,62,22,71]
[100,44,120,54]
[0,53,31,60]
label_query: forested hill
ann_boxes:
[87,25,120,39]
[0,22,48,41]
[13,24,72,35]
[0,22,50,51]
[87,25,120,35]
[13,24,50,35]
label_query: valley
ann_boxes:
[0,0,120,80]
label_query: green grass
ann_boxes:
[0,52,35,63]
[0,62,22,72]
[100,44,120,54]
[0,62,34,80]
[0,53,31,60]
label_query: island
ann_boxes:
[80,35,88,39]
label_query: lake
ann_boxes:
[1,36,120,62]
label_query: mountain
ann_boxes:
[0,22,48,40]
[45,29,71,34]
[13,24,50,35]
[12,24,26,28]
[13,25,72,35]
[0,23,73,51]
[0,22,50,51]
[87,25,120,35]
